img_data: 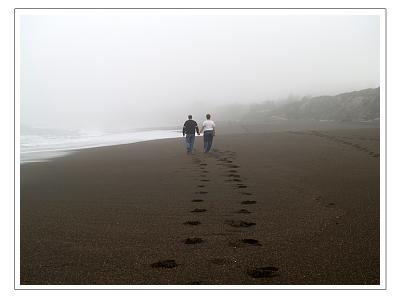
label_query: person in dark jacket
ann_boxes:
[183,115,200,154]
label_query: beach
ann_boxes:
[20,127,380,285]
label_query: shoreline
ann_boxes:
[20,128,380,285]
[20,130,184,164]
[20,135,185,164]
[20,120,379,164]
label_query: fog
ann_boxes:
[20,14,380,130]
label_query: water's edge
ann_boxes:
[20,129,183,164]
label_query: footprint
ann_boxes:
[248,267,279,278]
[184,237,204,244]
[229,239,261,247]
[241,239,261,246]
[233,179,242,182]
[197,185,205,188]
[201,179,210,182]
[228,165,240,169]
[225,220,256,228]
[235,209,251,214]
[151,260,178,269]
[183,221,201,226]
[195,191,208,194]
[235,185,247,189]
[228,174,241,178]
[186,281,202,285]
[192,199,204,202]
[191,208,207,213]
[241,200,257,205]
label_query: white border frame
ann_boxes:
[14,8,386,290]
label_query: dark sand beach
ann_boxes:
[20,126,380,285]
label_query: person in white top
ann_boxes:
[200,114,216,153]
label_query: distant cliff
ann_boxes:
[237,87,380,122]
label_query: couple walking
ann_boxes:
[183,114,215,154]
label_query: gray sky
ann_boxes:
[20,14,380,130]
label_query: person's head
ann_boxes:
[188,115,192,120]
[206,114,211,120]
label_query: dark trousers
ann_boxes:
[185,134,195,153]
[203,131,214,153]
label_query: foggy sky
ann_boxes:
[20,14,380,130]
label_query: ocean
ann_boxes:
[20,127,182,163]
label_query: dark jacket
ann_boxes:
[183,119,200,135]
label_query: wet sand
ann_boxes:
[20,127,380,285]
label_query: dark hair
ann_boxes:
[188,115,192,119]
[206,114,211,120]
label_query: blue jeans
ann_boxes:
[203,131,214,153]
[185,134,195,153]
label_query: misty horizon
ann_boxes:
[20,13,380,130]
